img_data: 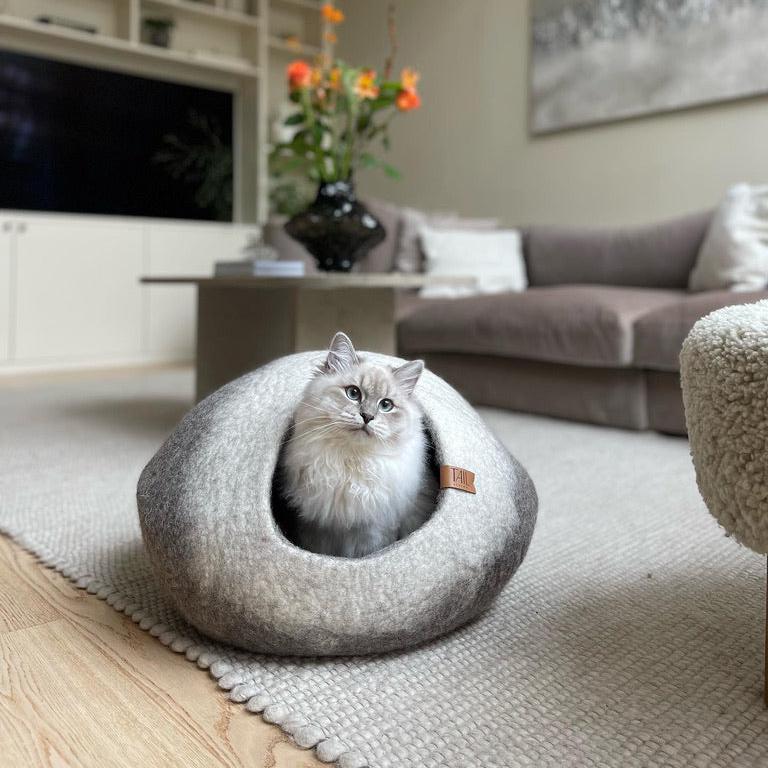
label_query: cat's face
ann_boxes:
[296,332,424,449]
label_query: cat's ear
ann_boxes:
[325,332,359,374]
[392,359,423,396]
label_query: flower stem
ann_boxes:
[340,97,358,181]
[300,88,327,181]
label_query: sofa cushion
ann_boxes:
[398,286,681,368]
[526,210,711,289]
[395,208,498,273]
[634,290,768,371]
[358,198,402,273]
[688,184,768,292]
[419,227,527,297]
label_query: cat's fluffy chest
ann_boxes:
[287,431,426,533]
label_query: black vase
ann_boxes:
[284,180,385,272]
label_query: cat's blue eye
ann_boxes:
[379,398,394,412]
[345,385,362,402]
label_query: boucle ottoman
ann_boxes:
[137,350,538,656]
[680,299,768,703]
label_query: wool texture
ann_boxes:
[681,299,768,553]
[136,351,538,656]
[2,370,768,767]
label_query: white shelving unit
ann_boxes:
[0,0,331,223]
[0,0,333,374]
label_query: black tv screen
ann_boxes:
[0,49,234,221]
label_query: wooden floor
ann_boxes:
[0,535,322,767]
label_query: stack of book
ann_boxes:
[214,259,306,277]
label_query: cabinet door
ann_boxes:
[0,219,12,362]
[14,218,144,362]
[146,223,259,360]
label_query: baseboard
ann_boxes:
[0,355,193,378]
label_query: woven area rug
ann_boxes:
[1,369,767,767]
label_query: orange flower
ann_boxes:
[321,3,344,24]
[354,69,379,100]
[400,67,420,92]
[287,59,312,89]
[310,67,323,87]
[396,88,421,111]
[324,30,338,45]
[328,67,342,90]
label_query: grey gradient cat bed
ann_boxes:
[137,350,538,656]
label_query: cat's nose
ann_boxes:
[361,412,375,424]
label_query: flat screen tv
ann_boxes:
[0,49,234,221]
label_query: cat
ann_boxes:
[280,332,437,558]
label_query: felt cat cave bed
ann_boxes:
[137,350,538,656]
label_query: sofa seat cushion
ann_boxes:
[634,290,768,371]
[398,285,682,368]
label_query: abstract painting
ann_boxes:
[530,0,768,134]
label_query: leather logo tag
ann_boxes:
[440,465,476,494]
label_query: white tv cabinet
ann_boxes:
[0,211,261,373]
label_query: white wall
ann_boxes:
[338,0,768,226]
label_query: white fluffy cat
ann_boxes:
[281,332,437,558]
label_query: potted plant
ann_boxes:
[270,3,422,272]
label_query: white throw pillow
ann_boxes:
[689,183,768,292]
[395,207,498,273]
[418,226,527,298]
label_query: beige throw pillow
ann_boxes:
[689,183,768,292]
[395,207,498,273]
[418,226,527,298]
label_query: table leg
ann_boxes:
[195,285,398,402]
[295,287,396,355]
[195,285,296,401]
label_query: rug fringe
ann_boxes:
[0,528,369,768]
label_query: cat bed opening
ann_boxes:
[270,424,441,552]
[137,350,538,656]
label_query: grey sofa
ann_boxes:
[397,210,768,434]
[268,207,767,435]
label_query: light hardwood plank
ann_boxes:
[0,542,59,634]
[1,618,239,767]
[0,537,322,767]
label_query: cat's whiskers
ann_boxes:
[285,421,340,446]
[297,400,327,414]
[291,415,326,428]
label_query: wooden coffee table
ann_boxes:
[142,273,473,400]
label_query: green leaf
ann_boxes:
[368,96,395,111]
[283,113,305,126]
[271,154,314,174]
[356,113,372,133]
[359,152,378,168]
[382,162,402,179]
[379,82,401,98]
